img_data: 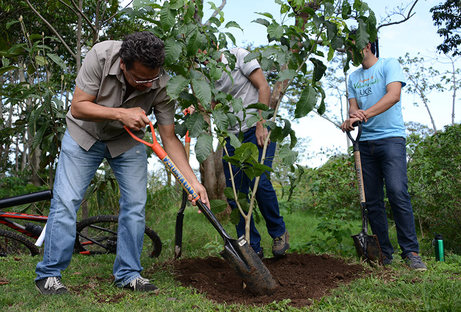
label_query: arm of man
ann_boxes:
[71,86,150,130]
[350,81,402,121]
[340,98,362,132]
[248,68,271,147]
[157,123,209,206]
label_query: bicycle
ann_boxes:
[0,190,162,258]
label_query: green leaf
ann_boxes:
[160,5,175,30]
[246,103,268,111]
[342,1,352,19]
[47,53,66,71]
[317,87,326,115]
[224,187,234,199]
[185,112,206,138]
[164,38,183,65]
[195,133,213,163]
[243,50,260,63]
[167,75,189,99]
[256,12,274,19]
[35,55,46,66]
[186,31,200,56]
[169,0,184,10]
[212,108,229,131]
[310,58,327,82]
[355,20,370,50]
[279,145,298,166]
[228,133,241,149]
[224,32,237,45]
[231,98,243,114]
[246,115,260,128]
[235,142,258,163]
[191,78,211,108]
[295,86,317,118]
[325,21,337,41]
[253,18,270,27]
[230,208,241,224]
[277,69,296,81]
[225,21,242,30]
[267,23,284,40]
[210,199,228,214]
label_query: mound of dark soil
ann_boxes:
[172,253,367,308]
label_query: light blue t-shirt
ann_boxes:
[347,58,406,141]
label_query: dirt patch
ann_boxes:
[172,253,367,308]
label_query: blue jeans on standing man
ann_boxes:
[359,137,419,260]
[35,130,148,287]
[222,127,286,253]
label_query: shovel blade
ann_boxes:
[220,236,278,295]
[352,232,383,265]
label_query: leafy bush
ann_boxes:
[407,124,461,253]
[0,176,48,199]
[303,154,360,219]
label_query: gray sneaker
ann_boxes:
[123,277,159,293]
[35,277,68,295]
[405,252,427,271]
[272,231,289,257]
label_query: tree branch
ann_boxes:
[103,0,133,24]
[205,0,226,26]
[377,0,419,31]
[68,0,99,36]
[24,0,76,59]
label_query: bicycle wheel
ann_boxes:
[0,229,40,256]
[75,215,162,258]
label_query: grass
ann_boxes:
[1,204,460,311]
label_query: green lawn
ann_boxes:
[1,209,460,311]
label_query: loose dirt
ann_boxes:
[171,253,367,308]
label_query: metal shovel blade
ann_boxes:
[352,231,383,265]
[195,200,278,295]
[220,236,278,295]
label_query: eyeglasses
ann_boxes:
[126,69,163,85]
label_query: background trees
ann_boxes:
[0,0,459,250]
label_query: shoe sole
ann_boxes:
[272,244,290,257]
[35,285,68,295]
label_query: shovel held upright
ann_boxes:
[347,122,383,265]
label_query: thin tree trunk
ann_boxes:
[200,147,226,200]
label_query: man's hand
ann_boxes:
[350,109,368,122]
[340,117,362,132]
[119,107,150,131]
[188,181,209,207]
[255,121,269,147]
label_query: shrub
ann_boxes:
[407,124,461,253]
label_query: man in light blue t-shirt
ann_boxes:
[341,38,426,271]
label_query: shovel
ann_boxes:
[125,116,278,295]
[347,122,383,265]
[174,110,191,260]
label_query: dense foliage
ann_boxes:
[407,124,461,253]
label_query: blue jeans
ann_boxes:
[35,130,148,286]
[359,137,419,259]
[222,127,286,253]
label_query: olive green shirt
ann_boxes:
[67,40,175,157]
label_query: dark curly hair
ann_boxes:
[119,31,165,70]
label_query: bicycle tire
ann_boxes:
[0,229,40,256]
[75,215,162,258]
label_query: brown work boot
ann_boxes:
[272,231,289,257]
